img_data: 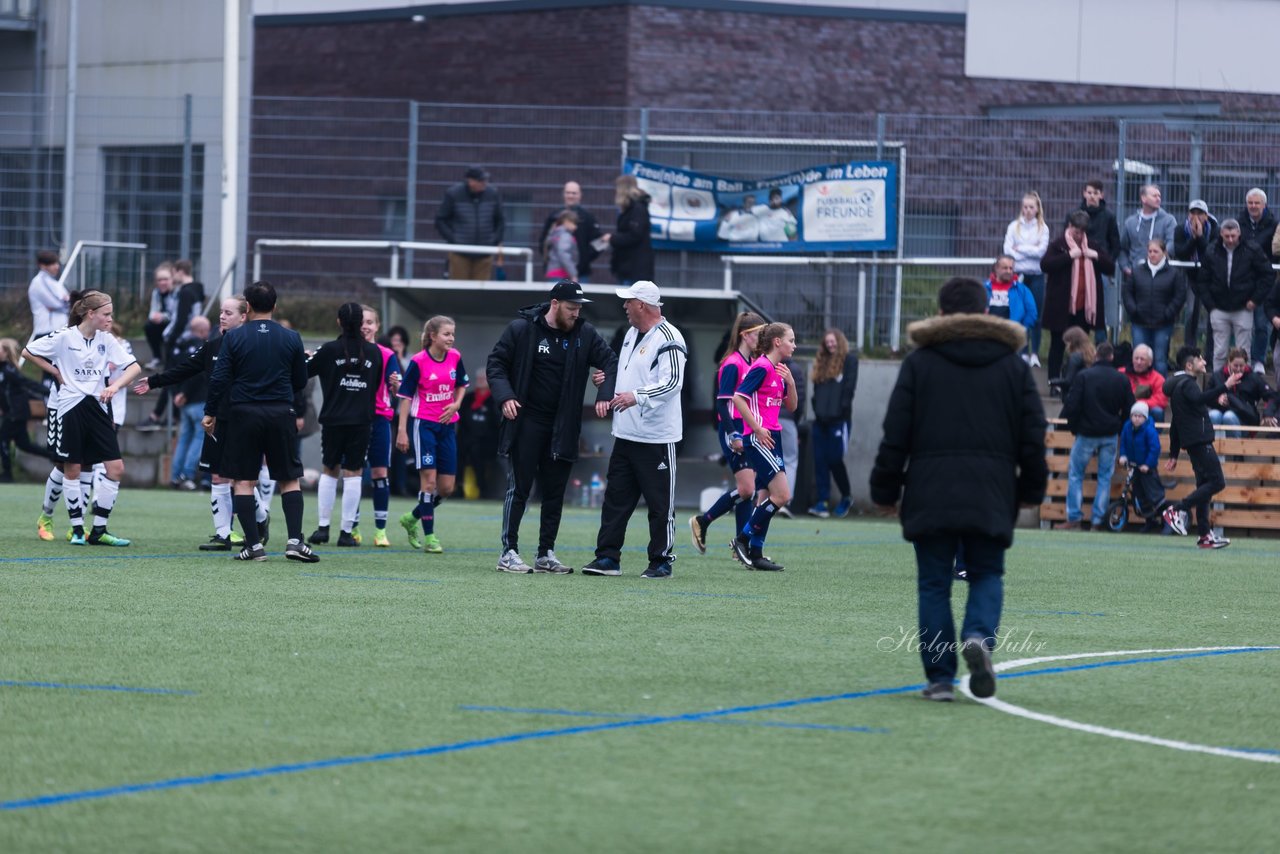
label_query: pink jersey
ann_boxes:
[737,355,786,433]
[375,342,398,419]
[399,348,469,422]
[716,350,751,428]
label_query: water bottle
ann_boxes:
[590,472,603,508]
[574,479,587,508]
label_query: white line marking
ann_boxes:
[958,646,1280,764]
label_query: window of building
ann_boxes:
[0,147,64,288]
[103,145,204,274]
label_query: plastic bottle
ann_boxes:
[590,472,603,508]
[574,479,587,508]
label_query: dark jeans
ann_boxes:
[1,418,52,474]
[913,533,1005,685]
[144,320,168,362]
[500,416,573,555]
[1176,443,1225,537]
[810,420,851,503]
[1183,293,1210,352]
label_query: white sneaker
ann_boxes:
[1254,361,1266,375]
[496,549,532,573]
[1029,354,1042,368]
[533,550,573,574]
[1021,353,1030,363]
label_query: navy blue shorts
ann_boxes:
[367,415,393,470]
[717,430,751,473]
[746,430,784,490]
[413,420,458,475]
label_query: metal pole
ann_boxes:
[27,0,46,260]
[822,254,834,331]
[252,242,261,283]
[60,0,78,259]
[638,107,649,162]
[856,266,867,351]
[723,258,732,293]
[1114,120,1128,346]
[404,100,419,280]
[180,94,193,262]
[218,0,241,301]
[1188,130,1203,207]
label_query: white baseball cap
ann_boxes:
[615,280,663,306]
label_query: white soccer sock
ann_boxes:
[341,475,362,532]
[316,474,338,526]
[80,470,95,506]
[91,464,106,504]
[93,476,120,528]
[43,468,64,515]
[64,477,84,528]
[255,466,275,523]
[211,482,233,538]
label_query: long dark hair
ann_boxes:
[338,302,364,360]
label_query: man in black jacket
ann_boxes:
[486,280,617,574]
[1059,342,1134,531]
[1161,346,1239,548]
[870,278,1047,702]
[537,181,603,282]
[1174,200,1219,352]
[434,166,506,283]
[1197,219,1272,373]
[1237,189,1278,372]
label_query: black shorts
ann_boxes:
[198,419,229,476]
[222,402,303,482]
[321,422,372,471]
[49,397,121,466]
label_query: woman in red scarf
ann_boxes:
[1041,210,1116,380]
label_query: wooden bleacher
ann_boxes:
[1043,419,1280,533]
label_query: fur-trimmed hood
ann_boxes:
[908,312,1027,353]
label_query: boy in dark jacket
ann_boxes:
[870,278,1047,702]
[1117,401,1165,531]
[1161,346,1239,548]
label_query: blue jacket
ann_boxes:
[1119,417,1160,470]
[984,276,1038,330]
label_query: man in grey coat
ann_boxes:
[434,166,506,282]
[1118,184,1177,280]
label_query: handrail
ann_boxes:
[252,238,535,286]
[58,240,148,301]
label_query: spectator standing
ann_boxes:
[581,281,686,579]
[1057,342,1134,531]
[537,181,602,282]
[165,260,206,363]
[434,166,505,282]
[1054,326,1095,400]
[1119,344,1168,422]
[1070,180,1123,342]
[166,315,212,490]
[27,250,68,343]
[1118,184,1177,282]
[984,255,1038,357]
[870,278,1047,702]
[486,280,617,574]
[1002,192,1050,365]
[602,175,654,286]
[1237,189,1278,372]
[1040,211,1116,381]
[808,328,858,519]
[1174,199,1219,351]
[1196,219,1271,372]
[204,281,317,563]
[1121,238,1186,375]
[1161,346,1237,549]
[543,210,579,281]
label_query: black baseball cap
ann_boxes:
[464,166,489,181]
[549,279,591,303]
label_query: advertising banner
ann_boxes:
[624,158,898,253]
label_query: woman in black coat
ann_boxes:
[1041,210,1116,380]
[1122,238,1186,376]
[605,175,654,285]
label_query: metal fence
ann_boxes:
[4,94,1280,348]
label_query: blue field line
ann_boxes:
[1228,747,1280,755]
[1001,648,1278,681]
[1005,608,1108,618]
[0,679,194,696]
[298,573,441,585]
[7,646,1276,811]
[457,704,886,733]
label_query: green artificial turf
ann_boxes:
[1,485,1277,852]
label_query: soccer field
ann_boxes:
[1,484,1277,852]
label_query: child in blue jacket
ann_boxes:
[1118,401,1165,531]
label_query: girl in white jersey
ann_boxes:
[23,291,140,546]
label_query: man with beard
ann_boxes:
[487,280,617,574]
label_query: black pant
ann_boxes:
[501,417,574,555]
[1177,443,1225,537]
[1,418,51,474]
[595,437,676,566]
[144,320,168,362]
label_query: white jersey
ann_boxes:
[28,269,70,338]
[611,318,686,444]
[108,338,134,426]
[26,326,135,413]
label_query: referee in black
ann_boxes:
[204,281,318,562]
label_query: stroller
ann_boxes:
[1107,463,1167,532]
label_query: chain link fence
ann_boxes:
[5,94,1280,347]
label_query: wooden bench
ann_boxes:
[1042,419,1280,533]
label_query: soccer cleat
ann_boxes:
[350,526,363,545]
[497,549,533,573]
[68,531,87,546]
[373,529,390,548]
[1198,532,1230,549]
[689,514,709,554]
[921,682,955,702]
[730,535,752,567]
[807,502,830,519]
[747,549,784,572]
[833,497,853,518]
[533,550,573,574]
[337,530,359,547]
[284,539,320,563]
[199,535,232,551]
[88,530,130,547]
[308,525,330,545]
[962,637,996,699]
[640,562,673,579]
[235,543,267,562]
[37,513,55,541]
[229,530,245,546]
[399,512,422,550]
[776,505,794,519]
[258,514,271,547]
[580,557,621,576]
[1162,505,1188,536]
[422,533,444,554]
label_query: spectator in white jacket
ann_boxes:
[1003,192,1050,367]
[27,250,68,339]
